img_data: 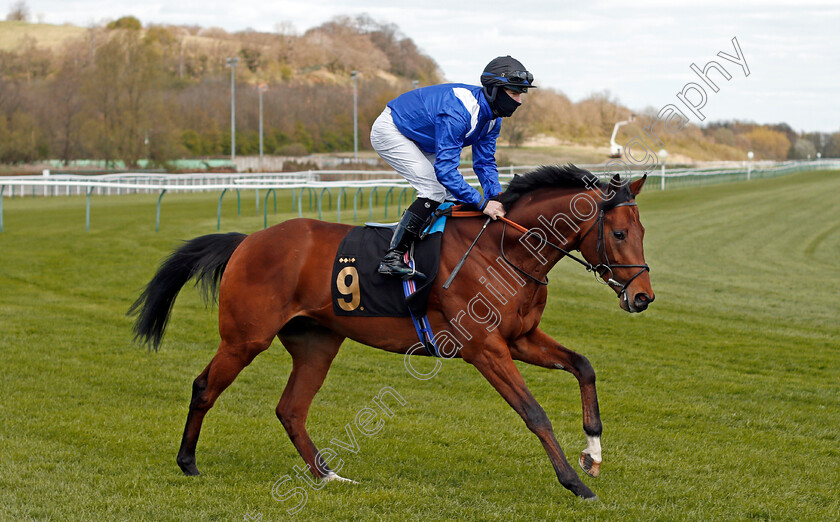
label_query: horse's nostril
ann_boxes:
[634,293,651,309]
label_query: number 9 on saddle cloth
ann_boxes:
[330,203,452,319]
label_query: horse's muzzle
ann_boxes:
[620,291,654,313]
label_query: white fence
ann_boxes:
[3,160,837,198]
[1,160,838,232]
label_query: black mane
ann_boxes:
[497,164,633,210]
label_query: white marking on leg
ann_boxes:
[322,472,359,485]
[585,435,602,462]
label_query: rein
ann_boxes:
[443,203,650,298]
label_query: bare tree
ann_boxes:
[85,31,168,166]
[6,1,29,21]
[44,46,89,164]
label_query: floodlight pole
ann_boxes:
[226,57,240,163]
[258,83,268,170]
[352,71,359,161]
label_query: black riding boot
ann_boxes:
[378,198,439,280]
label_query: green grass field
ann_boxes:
[1,171,838,520]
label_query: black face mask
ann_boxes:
[492,88,521,118]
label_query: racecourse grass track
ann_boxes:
[0,170,838,520]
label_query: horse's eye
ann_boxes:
[613,231,626,241]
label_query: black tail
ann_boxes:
[128,232,248,351]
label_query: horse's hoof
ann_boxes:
[584,495,600,502]
[579,451,601,478]
[177,457,201,476]
[322,472,358,484]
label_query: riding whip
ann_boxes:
[443,217,492,289]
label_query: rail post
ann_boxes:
[337,187,347,223]
[353,187,363,222]
[318,188,332,221]
[263,188,276,229]
[659,149,668,191]
[155,189,167,232]
[383,186,396,219]
[397,187,409,214]
[297,188,303,217]
[217,188,228,230]
[85,187,94,232]
[368,186,379,221]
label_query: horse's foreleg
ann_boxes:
[276,325,349,483]
[466,344,597,500]
[176,338,272,475]
[511,327,603,478]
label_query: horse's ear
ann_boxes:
[610,174,621,187]
[629,174,647,196]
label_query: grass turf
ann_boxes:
[0,170,838,520]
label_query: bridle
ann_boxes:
[498,201,650,300]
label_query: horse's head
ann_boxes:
[498,164,654,312]
[579,174,655,313]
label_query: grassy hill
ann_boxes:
[0,20,86,49]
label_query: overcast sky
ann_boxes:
[8,0,839,132]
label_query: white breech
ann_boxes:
[369,107,453,203]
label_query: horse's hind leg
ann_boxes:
[176,337,272,475]
[275,319,350,483]
[511,327,603,478]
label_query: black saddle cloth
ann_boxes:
[331,225,442,317]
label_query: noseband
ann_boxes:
[499,201,650,299]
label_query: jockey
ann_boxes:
[370,55,537,280]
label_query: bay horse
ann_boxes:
[129,164,654,501]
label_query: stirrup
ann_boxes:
[378,265,426,280]
[378,249,426,280]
